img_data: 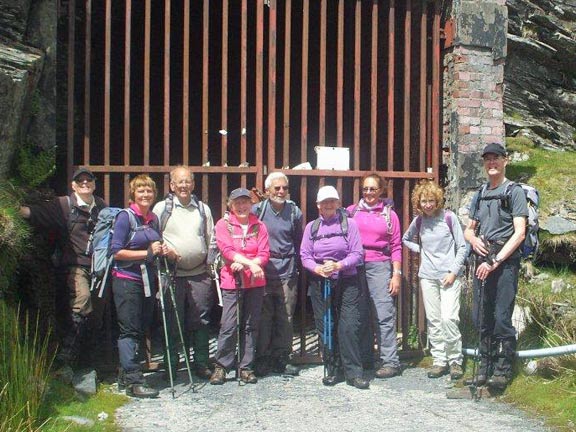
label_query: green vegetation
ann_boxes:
[16,143,56,189]
[40,381,126,432]
[0,303,52,432]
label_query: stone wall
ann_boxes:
[442,0,508,217]
[0,0,55,180]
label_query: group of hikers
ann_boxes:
[20,142,528,398]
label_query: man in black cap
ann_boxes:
[20,168,107,374]
[464,143,528,389]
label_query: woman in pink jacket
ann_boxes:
[210,188,270,385]
[347,173,403,379]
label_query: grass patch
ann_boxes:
[39,381,127,432]
[505,137,576,220]
[504,374,576,431]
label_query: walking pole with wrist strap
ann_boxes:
[322,277,333,379]
[235,272,243,385]
[162,256,195,392]
[156,256,175,398]
[470,259,486,402]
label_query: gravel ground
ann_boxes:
[115,365,551,432]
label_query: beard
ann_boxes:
[269,195,286,205]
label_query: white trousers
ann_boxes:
[420,278,463,367]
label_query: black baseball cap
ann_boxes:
[72,168,95,181]
[228,188,251,201]
[481,143,507,158]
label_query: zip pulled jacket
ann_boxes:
[215,212,270,289]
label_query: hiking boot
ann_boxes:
[488,374,510,390]
[464,373,488,387]
[427,365,449,378]
[322,371,345,386]
[450,363,464,380]
[346,377,370,390]
[375,366,400,379]
[126,383,159,398]
[283,364,301,376]
[210,366,226,385]
[254,358,271,377]
[194,364,213,380]
[240,369,258,384]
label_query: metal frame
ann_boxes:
[61,0,444,361]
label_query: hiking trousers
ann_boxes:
[214,287,264,371]
[420,277,463,367]
[256,276,298,362]
[310,275,363,380]
[113,277,156,384]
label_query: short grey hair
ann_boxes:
[169,165,194,182]
[264,172,289,190]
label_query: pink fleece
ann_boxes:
[215,212,270,289]
[347,201,402,263]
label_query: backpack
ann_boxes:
[254,199,299,239]
[89,207,140,297]
[348,198,395,235]
[475,181,540,260]
[310,208,349,243]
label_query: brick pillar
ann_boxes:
[443,1,508,213]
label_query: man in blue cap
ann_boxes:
[464,143,528,389]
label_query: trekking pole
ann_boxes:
[163,257,195,392]
[156,256,175,398]
[234,272,243,385]
[470,270,486,402]
[322,277,333,378]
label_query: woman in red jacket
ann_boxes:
[210,188,270,385]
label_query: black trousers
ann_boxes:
[309,275,363,380]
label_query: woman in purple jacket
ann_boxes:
[347,173,402,379]
[111,174,165,398]
[300,185,369,389]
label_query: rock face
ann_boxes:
[0,0,55,180]
[505,0,576,150]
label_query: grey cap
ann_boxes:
[229,187,252,201]
[481,143,507,157]
[72,167,95,181]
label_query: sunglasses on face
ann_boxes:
[75,177,94,184]
[274,186,289,191]
[362,187,379,192]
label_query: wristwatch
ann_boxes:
[393,269,402,276]
[494,256,503,264]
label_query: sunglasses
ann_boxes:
[362,187,379,192]
[274,186,289,191]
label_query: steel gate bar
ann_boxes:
[267,0,277,173]
[84,0,91,167]
[419,1,427,172]
[282,0,292,169]
[202,0,209,202]
[124,0,132,204]
[183,0,190,165]
[240,0,247,187]
[221,0,229,203]
[353,0,361,204]
[319,0,326,149]
[103,0,111,203]
[387,0,395,186]
[144,0,151,167]
[255,0,264,190]
[432,0,441,182]
[164,0,171,192]
[336,0,344,193]
[370,0,378,172]
[67,0,75,180]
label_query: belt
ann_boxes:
[270,252,296,259]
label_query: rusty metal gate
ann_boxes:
[61,0,443,360]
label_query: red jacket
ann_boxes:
[215,212,270,289]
